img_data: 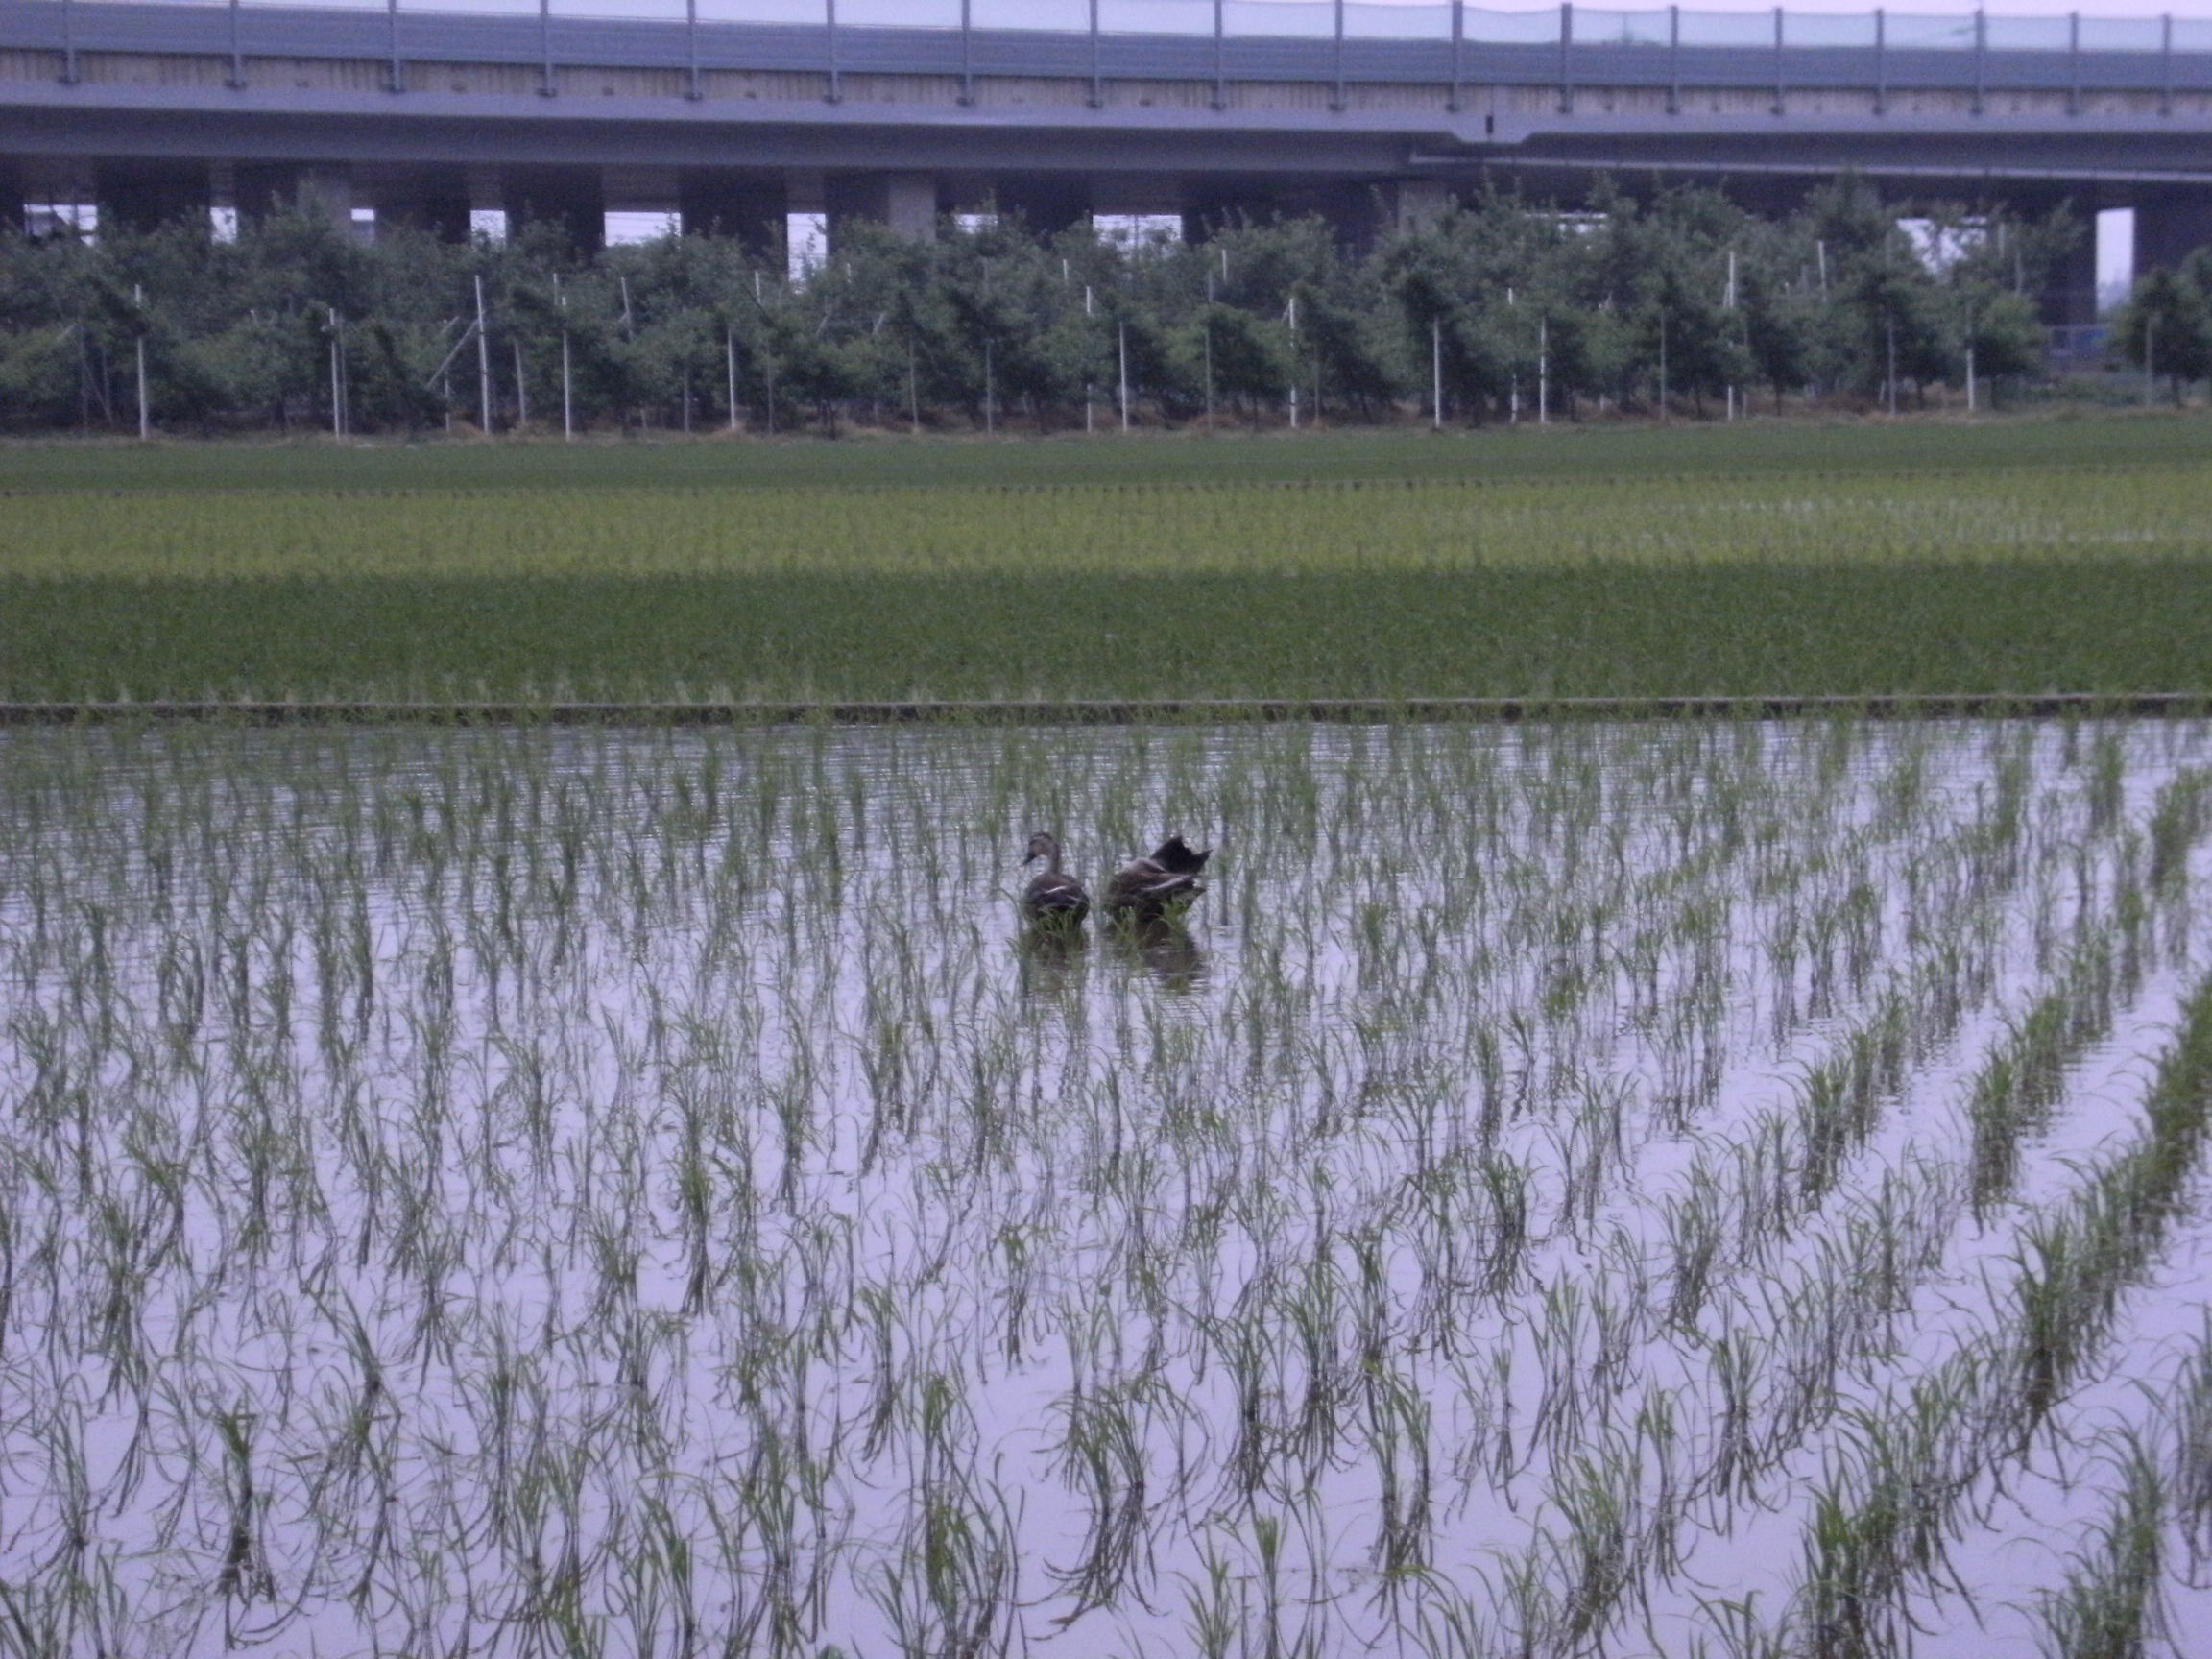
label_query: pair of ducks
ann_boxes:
[1022,831,1210,926]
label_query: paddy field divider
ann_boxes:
[3,695,2208,727]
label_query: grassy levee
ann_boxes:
[4,413,2208,494]
[7,417,2212,705]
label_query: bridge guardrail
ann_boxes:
[6,0,2209,99]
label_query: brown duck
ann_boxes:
[1021,832,1091,926]
[1105,833,1211,922]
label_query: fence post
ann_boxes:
[60,0,77,85]
[327,310,342,437]
[387,0,403,92]
[539,0,554,96]
[1431,316,1442,428]
[1118,320,1129,431]
[136,286,151,440]
[475,274,493,434]
[228,0,245,89]
[827,0,841,104]
[686,0,701,100]
[558,278,574,440]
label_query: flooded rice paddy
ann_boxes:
[6,718,2212,1658]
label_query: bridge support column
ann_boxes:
[2134,191,2212,276]
[1180,185,1255,243]
[1304,180,1453,249]
[233,162,354,227]
[680,172,787,252]
[826,171,939,241]
[0,158,21,232]
[606,164,681,237]
[1380,180,1451,233]
[503,166,605,252]
[93,160,213,233]
[360,165,472,242]
[993,176,1091,237]
[24,156,96,232]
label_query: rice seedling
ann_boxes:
[2034,1439,2170,1659]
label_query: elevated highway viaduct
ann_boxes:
[4,0,2210,320]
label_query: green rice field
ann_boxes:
[5,418,2212,704]
[13,421,2212,1656]
[6,714,2212,1657]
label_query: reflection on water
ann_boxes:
[1015,920,1089,998]
[1017,906,1209,997]
[2,718,2211,1658]
[1105,914,1209,993]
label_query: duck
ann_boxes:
[1021,832,1091,926]
[1105,833,1211,922]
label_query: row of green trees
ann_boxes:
[0,180,2087,437]
[2109,247,2212,403]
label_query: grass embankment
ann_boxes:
[7,418,2212,703]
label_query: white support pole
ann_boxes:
[1118,320,1129,432]
[1433,315,1445,428]
[134,284,150,440]
[1538,315,1549,425]
[474,273,492,434]
[557,277,574,442]
[326,305,343,439]
[728,325,739,432]
[1204,318,1214,433]
[1724,250,1738,421]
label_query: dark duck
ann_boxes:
[1105,833,1211,922]
[1020,832,1091,926]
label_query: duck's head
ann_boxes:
[1151,834,1212,875]
[1024,832,1063,867]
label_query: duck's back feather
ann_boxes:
[1023,869,1091,923]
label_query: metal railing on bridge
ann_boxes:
[7,0,2210,108]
